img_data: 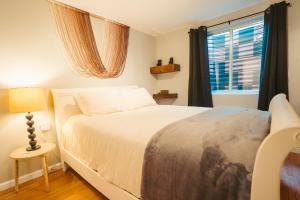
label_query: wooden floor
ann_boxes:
[0,153,300,200]
[0,169,108,200]
[281,152,300,200]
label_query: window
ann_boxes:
[208,16,264,94]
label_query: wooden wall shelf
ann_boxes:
[150,64,180,74]
[153,90,178,100]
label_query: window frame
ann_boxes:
[207,15,264,95]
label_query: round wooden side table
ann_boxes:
[9,142,56,192]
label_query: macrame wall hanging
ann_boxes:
[49,1,130,78]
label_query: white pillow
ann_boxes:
[75,89,124,115]
[121,88,157,111]
[75,87,156,115]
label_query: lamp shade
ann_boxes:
[9,87,46,113]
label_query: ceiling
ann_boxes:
[55,0,264,36]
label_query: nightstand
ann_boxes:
[9,142,56,192]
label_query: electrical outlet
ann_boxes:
[49,164,62,172]
[39,122,51,132]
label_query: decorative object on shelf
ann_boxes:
[169,57,174,64]
[150,64,180,74]
[160,90,169,94]
[153,90,178,100]
[157,59,162,66]
[9,88,46,151]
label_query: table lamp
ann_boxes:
[9,87,46,151]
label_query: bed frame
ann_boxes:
[52,88,300,200]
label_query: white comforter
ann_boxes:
[62,105,209,198]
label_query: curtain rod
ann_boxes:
[47,0,128,27]
[207,2,290,29]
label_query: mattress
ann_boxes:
[62,105,209,198]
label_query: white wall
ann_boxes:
[154,28,190,105]
[155,0,300,113]
[287,0,300,115]
[0,0,156,183]
[0,0,299,187]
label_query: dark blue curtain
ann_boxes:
[258,1,289,110]
[188,26,213,107]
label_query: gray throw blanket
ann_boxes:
[141,107,271,200]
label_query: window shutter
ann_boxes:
[207,15,264,93]
[208,32,230,91]
[232,20,264,91]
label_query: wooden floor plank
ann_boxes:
[1,152,300,200]
[0,169,108,200]
[281,152,300,200]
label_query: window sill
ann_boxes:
[212,90,259,95]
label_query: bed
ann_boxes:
[52,86,300,200]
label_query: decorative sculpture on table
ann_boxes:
[9,88,46,151]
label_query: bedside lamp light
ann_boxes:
[9,88,46,151]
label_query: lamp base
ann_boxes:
[25,112,41,151]
[26,145,41,151]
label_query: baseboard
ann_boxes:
[0,162,62,192]
[292,148,300,154]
